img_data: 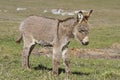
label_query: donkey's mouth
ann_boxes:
[81,41,89,45]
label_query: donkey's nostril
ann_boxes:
[82,41,89,45]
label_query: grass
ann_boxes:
[0,0,120,80]
[1,54,120,80]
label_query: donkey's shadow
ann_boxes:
[34,64,52,71]
[34,64,90,75]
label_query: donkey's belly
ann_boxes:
[35,39,53,47]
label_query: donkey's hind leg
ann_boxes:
[22,39,36,69]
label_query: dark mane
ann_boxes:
[29,15,75,22]
[29,15,58,20]
[40,16,57,20]
[59,17,75,22]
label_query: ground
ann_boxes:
[33,43,120,60]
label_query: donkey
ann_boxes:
[16,10,93,75]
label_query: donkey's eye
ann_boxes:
[79,30,85,32]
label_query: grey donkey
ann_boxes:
[16,10,93,75]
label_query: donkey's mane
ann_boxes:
[44,17,75,22]
[59,17,75,22]
[40,16,57,20]
[31,15,75,22]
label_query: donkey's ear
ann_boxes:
[87,10,93,17]
[77,11,84,22]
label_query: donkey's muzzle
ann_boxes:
[81,36,89,45]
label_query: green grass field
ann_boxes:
[0,0,120,80]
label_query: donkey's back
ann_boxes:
[17,16,59,46]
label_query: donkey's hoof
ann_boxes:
[52,71,58,76]
[66,71,71,75]
[26,68,32,72]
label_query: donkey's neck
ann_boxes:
[58,18,77,39]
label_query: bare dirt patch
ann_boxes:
[32,43,120,59]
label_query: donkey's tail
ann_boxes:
[16,33,23,44]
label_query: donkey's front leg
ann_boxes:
[52,46,61,75]
[62,48,71,74]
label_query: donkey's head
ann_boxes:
[73,10,93,45]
